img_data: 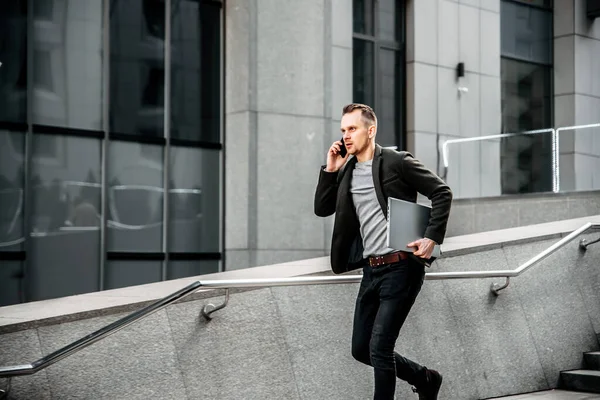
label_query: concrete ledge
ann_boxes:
[447,190,600,237]
[453,189,600,205]
[442,215,600,257]
[0,215,599,334]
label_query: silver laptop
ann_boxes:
[386,197,441,258]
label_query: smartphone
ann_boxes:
[339,137,347,157]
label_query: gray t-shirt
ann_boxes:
[350,160,394,258]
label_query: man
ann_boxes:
[314,104,452,399]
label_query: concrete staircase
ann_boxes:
[560,352,600,394]
[489,389,600,399]
[490,352,600,399]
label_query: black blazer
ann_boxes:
[314,145,453,274]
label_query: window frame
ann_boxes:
[0,0,225,306]
[500,0,554,195]
[352,0,406,149]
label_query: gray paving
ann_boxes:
[488,389,600,399]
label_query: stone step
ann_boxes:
[585,352,600,371]
[487,389,600,399]
[561,370,600,394]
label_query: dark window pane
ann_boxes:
[377,48,399,147]
[0,130,25,252]
[169,147,220,253]
[0,261,23,306]
[378,0,399,42]
[33,0,53,20]
[171,2,221,143]
[353,39,374,106]
[501,1,553,65]
[108,141,164,252]
[353,0,374,36]
[501,59,552,132]
[0,1,28,123]
[501,58,553,195]
[30,134,101,301]
[167,260,219,280]
[105,261,162,290]
[32,0,104,130]
[509,0,552,8]
[110,0,165,137]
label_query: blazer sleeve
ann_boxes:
[400,153,453,244]
[314,166,339,217]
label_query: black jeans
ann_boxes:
[351,259,427,400]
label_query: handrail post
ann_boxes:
[552,123,600,193]
[201,289,230,321]
[580,237,600,251]
[0,378,11,400]
[490,277,510,296]
[551,128,559,193]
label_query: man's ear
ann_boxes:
[368,125,376,138]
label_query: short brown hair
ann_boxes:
[342,103,377,128]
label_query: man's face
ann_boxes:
[340,109,374,156]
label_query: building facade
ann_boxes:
[225,0,600,270]
[0,0,224,305]
[1,0,599,305]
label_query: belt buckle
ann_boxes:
[369,255,383,267]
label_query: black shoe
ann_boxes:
[412,369,443,400]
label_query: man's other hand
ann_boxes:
[407,238,436,259]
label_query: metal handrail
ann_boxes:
[555,123,600,193]
[1,222,599,386]
[441,122,600,195]
[441,128,557,190]
[0,281,202,380]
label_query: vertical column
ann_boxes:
[100,0,110,290]
[225,0,254,270]
[406,0,501,199]
[554,0,600,192]
[162,0,172,281]
[225,0,330,269]
[326,0,353,251]
[23,0,34,301]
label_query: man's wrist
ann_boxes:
[425,237,438,245]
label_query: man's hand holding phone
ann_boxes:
[325,138,349,172]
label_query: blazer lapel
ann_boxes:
[340,156,358,196]
[372,145,388,218]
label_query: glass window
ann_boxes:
[105,261,162,290]
[501,1,553,65]
[0,261,23,306]
[169,147,220,253]
[353,0,375,36]
[377,48,399,147]
[108,141,164,252]
[0,1,28,123]
[0,130,25,252]
[29,133,102,301]
[110,0,165,137]
[31,0,104,130]
[168,260,219,280]
[171,1,221,143]
[501,58,553,195]
[353,39,375,106]
[352,0,403,149]
[500,0,553,196]
[509,0,552,8]
[377,0,400,42]
[501,59,552,132]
